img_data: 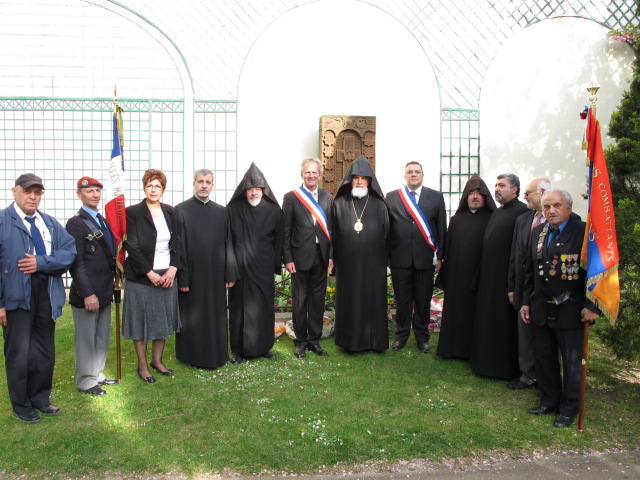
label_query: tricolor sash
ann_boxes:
[293,186,331,240]
[398,186,438,253]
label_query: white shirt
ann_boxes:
[15,203,52,255]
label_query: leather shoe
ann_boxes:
[98,378,118,386]
[137,370,156,383]
[507,379,536,390]
[294,346,306,358]
[263,352,276,359]
[13,410,40,424]
[150,362,173,376]
[417,342,430,353]
[79,385,107,396]
[391,340,406,351]
[35,404,60,416]
[528,405,557,415]
[553,414,575,427]
[230,354,244,365]
[307,344,328,356]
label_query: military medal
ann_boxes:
[549,269,556,276]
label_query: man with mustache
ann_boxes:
[227,163,283,364]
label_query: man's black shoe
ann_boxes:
[391,340,406,351]
[79,385,107,396]
[13,410,40,424]
[294,346,306,358]
[553,414,575,428]
[528,405,557,415]
[417,342,430,353]
[98,378,118,386]
[507,379,536,390]
[307,344,328,356]
[35,404,60,416]
[230,354,244,365]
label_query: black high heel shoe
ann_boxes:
[137,369,156,383]
[150,362,174,376]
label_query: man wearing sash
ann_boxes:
[283,158,333,358]
[520,189,598,427]
[386,161,447,353]
[331,155,389,352]
[66,177,118,397]
[469,173,528,379]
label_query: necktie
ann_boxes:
[96,213,114,252]
[531,211,543,231]
[25,216,46,255]
[547,227,559,247]
[410,191,417,202]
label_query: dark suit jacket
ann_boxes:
[508,209,536,310]
[66,208,115,309]
[124,201,182,286]
[386,186,447,269]
[282,187,332,270]
[522,216,597,329]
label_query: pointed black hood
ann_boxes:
[228,162,279,207]
[334,154,384,201]
[456,174,496,214]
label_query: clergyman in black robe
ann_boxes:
[331,155,389,352]
[469,173,529,379]
[174,169,239,368]
[436,174,496,360]
[227,163,284,364]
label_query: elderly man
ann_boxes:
[66,176,118,397]
[506,177,552,390]
[227,163,283,364]
[175,169,238,369]
[0,173,76,423]
[436,174,496,360]
[331,155,389,352]
[520,189,599,428]
[283,158,333,358]
[469,173,528,379]
[385,161,446,353]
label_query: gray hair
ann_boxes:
[301,158,323,175]
[497,173,520,196]
[542,188,573,206]
[537,180,552,192]
[193,168,214,181]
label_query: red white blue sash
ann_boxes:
[293,187,331,240]
[398,186,438,253]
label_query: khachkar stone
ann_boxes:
[319,115,376,195]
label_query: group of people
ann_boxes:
[0,159,599,429]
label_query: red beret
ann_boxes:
[77,176,103,189]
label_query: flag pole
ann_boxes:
[113,85,122,382]
[578,79,600,432]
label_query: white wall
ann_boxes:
[237,0,441,204]
[480,17,635,219]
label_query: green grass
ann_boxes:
[1,309,639,479]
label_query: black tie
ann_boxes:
[25,216,47,279]
[547,227,559,247]
[96,213,115,252]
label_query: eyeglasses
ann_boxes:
[145,184,163,191]
[524,189,541,196]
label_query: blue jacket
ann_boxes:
[0,203,76,318]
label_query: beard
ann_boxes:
[351,187,368,199]
[248,197,262,207]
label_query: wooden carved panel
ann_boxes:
[319,115,376,196]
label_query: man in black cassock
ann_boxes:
[175,169,238,368]
[331,155,389,352]
[436,174,496,360]
[469,173,528,379]
[227,163,283,364]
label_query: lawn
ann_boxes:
[1,308,638,479]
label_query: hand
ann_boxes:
[160,266,177,289]
[328,259,334,272]
[285,262,296,274]
[146,270,163,287]
[581,308,599,324]
[435,259,442,274]
[179,287,189,293]
[0,307,6,327]
[226,281,236,288]
[18,253,38,275]
[508,292,515,305]
[83,294,100,312]
[519,305,531,324]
